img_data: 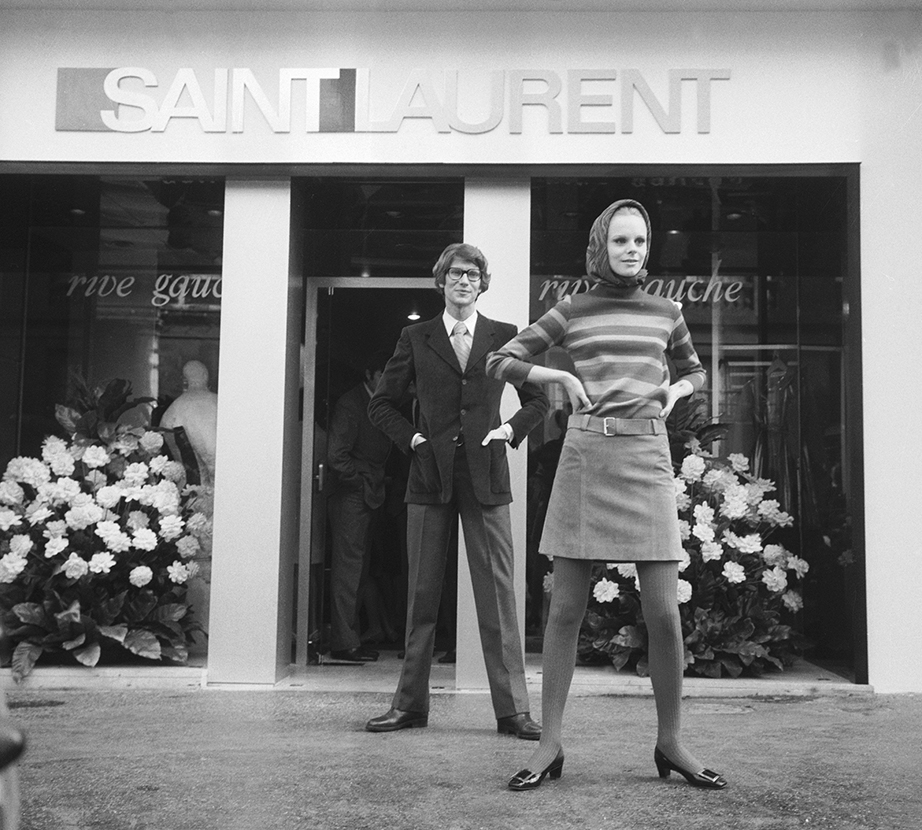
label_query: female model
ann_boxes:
[486,199,727,791]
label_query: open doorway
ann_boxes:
[297,282,446,666]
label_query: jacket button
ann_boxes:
[461,409,466,416]
[462,379,467,385]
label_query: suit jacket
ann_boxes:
[327,382,392,509]
[368,312,549,505]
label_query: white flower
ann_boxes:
[676,579,693,604]
[761,566,788,593]
[132,528,159,551]
[4,456,51,488]
[139,481,181,515]
[0,553,28,583]
[64,502,104,530]
[736,534,763,554]
[722,561,747,584]
[84,470,107,490]
[42,520,68,539]
[140,431,164,454]
[680,454,706,482]
[127,511,150,531]
[615,563,638,581]
[39,476,81,505]
[677,549,691,573]
[0,509,22,532]
[106,531,132,553]
[675,493,691,511]
[49,453,76,476]
[702,468,737,493]
[81,445,111,469]
[693,502,715,525]
[593,577,620,603]
[0,480,25,506]
[44,536,69,558]
[129,565,154,587]
[149,455,169,475]
[762,544,789,568]
[186,560,200,579]
[26,505,54,526]
[186,512,211,536]
[162,461,186,483]
[167,560,190,584]
[787,555,809,578]
[692,523,715,543]
[9,534,34,557]
[543,572,554,594]
[678,520,691,541]
[700,541,723,562]
[719,486,750,520]
[782,590,804,612]
[112,432,140,455]
[158,515,185,542]
[123,462,150,487]
[62,552,90,579]
[41,436,69,461]
[88,552,116,574]
[94,520,122,543]
[728,453,750,473]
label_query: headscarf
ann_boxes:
[585,199,652,288]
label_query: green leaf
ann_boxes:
[55,404,81,435]
[63,633,86,651]
[614,625,645,649]
[11,641,43,682]
[161,644,189,664]
[124,629,161,661]
[154,604,188,623]
[99,624,128,644]
[54,600,82,629]
[13,602,50,628]
[73,642,101,667]
[98,591,128,626]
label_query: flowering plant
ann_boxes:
[574,448,807,678]
[0,378,207,681]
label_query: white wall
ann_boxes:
[208,179,294,685]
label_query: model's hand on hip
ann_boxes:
[659,379,694,419]
[481,424,514,445]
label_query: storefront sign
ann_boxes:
[537,273,744,305]
[55,67,731,135]
[66,273,222,307]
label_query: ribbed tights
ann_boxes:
[523,557,704,776]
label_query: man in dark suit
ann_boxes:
[326,354,392,662]
[365,242,549,739]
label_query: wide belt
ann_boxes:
[567,414,666,436]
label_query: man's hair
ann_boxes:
[431,242,491,295]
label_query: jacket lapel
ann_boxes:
[424,315,462,373]
[467,315,495,373]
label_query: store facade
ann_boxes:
[1,3,919,692]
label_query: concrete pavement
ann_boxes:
[6,658,921,830]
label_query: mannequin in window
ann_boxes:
[161,360,218,487]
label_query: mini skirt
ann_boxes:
[539,415,683,562]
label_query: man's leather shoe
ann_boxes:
[497,712,542,740]
[365,708,428,732]
[329,646,378,662]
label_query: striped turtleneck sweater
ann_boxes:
[486,283,706,419]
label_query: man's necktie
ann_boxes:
[451,321,470,371]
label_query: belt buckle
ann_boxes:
[602,417,617,436]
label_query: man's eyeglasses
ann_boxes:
[446,267,482,283]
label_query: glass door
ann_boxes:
[296,279,444,664]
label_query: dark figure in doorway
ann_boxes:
[365,242,549,738]
[326,354,393,662]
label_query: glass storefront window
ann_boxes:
[298,178,463,277]
[528,173,861,676]
[0,175,224,472]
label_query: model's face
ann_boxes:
[443,257,482,310]
[606,212,647,278]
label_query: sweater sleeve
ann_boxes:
[668,309,706,392]
[485,300,571,385]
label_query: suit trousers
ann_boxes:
[328,489,375,652]
[393,446,530,718]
